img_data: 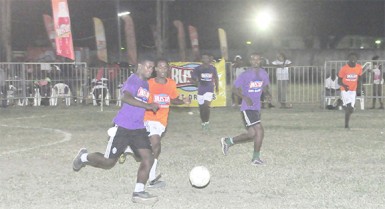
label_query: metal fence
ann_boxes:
[0,62,134,106]
[1,61,384,108]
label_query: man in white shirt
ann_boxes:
[370,56,384,109]
[272,52,292,108]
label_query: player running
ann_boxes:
[338,52,363,129]
[192,53,219,132]
[119,58,190,188]
[220,52,272,166]
[72,58,160,204]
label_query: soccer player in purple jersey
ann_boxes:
[72,58,160,204]
[220,52,272,166]
[192,53,219,132]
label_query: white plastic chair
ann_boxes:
[50,83,71,106]
[91,78,110,106]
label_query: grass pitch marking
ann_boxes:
[0,124,72,157]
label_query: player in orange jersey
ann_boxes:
[338,52,362,129]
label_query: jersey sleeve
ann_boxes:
[168,79,179,99]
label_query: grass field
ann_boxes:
[1,105,384,209]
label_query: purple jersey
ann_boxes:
[234,68,270,111]
[113,74,150,130]
[192,64,218,95]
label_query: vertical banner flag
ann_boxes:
[52,0,74,60]
[169,59,227,107]
[93,17,108,63]
[122,15,137,65]
[218,28,228,61]
[188,25,200,61]
[173,20,187,61]
[43,14,56,50]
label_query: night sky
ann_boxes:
[10,0,385,51]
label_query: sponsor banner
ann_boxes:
[42,14,56,50]
[173,20,187,61]
[169,59,227,107]
[218,28,228,61]
[52,0,74,60]
[93,17,108,63]
[122,15,137,65]
[188,25,200,61]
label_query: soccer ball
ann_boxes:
[189,166,211,188]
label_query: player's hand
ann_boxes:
[344,85,349,92]
[244,97,253,106]
[183,97,191,105]
[215,87,219,94]
[147,103,159,112]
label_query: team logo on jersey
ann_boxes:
[154,94,170,108]
[346,74,358,81]
[200,73,213,81]
[248,81,263,93]
[136,87,150,103]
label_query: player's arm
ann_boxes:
[171,96,191,105]
[262,85,272,103]
[338,76,349,91]
[232,86,252,106]
[121,91,159,112]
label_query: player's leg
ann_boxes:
[130,134,158,203]
[251,123,264,165]
[72,126,128,171]
[377,85,384,109]
[221,110,258,155]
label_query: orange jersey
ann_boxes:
[144,78,179,127]
[338,63,362,91]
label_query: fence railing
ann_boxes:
[1,61,384,108]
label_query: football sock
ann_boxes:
[252,151,260,160]
[80,153,88,162]
[134,183,145,193]
[149,159,158,181]
[225,137,234,145]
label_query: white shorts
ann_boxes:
[341,91,356,107]
[197,92,214,105]
[144,121,166,137]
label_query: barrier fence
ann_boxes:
[1,61,384,109]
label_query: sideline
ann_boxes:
[0,124,72,156]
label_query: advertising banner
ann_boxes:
[93,17,108,63]
[218,28,228,61]
[173,20,187,61]
[169,59,227,107]
[188,25,200,61]
[52,0,74,60]
[122,15,137,65]
[42,14,56,50]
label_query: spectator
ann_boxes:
[369,56,384,109]
[231,55,245,106]
[272,52,292,108]
[325,69,341,109]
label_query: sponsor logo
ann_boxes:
[170,64,199,92]
[136,87,149,102]
[248,81,263,93]
[154,94,170,108]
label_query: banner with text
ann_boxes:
[52,0,74,60]
[169,59,227,107]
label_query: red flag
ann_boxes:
[43,14,56,50]
[173,20,186,61]
[52,0,74,60]
[122,15,137,65]
[188,25,200,61]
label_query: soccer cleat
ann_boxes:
[220,138,230,156]
[148,180,166,189]
[118,153,127,164]
[132,191,158,204]
[73,148,87,172]
[251,158,264,166]
[148,174,165,188]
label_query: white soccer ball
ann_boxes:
[189,166,211,188]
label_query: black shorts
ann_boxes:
[104,126,151,159]
[241,110,261,127]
